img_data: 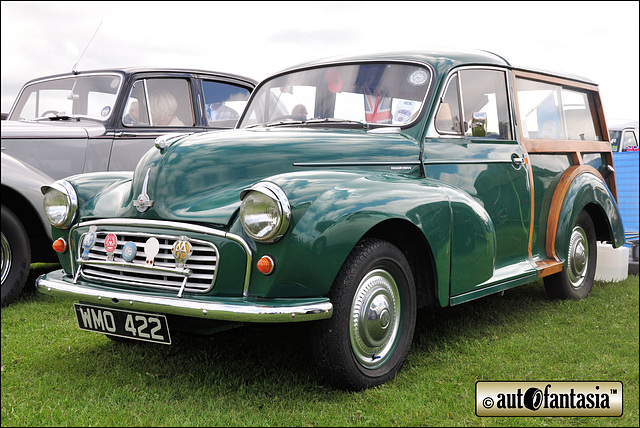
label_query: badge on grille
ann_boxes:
[104,233,118,261]
[145,237,160,265]
[172,237,193,268]
[122,242,137,262]
[81,226,97,260]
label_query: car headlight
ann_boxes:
[239,182,291,243]
[41,180,78,228]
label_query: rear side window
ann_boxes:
[515,77,601,141]
[202,81,251,128]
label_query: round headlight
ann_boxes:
[239,182,291,243]
[42,180,78,228]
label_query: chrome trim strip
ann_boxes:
[423,159,513,165]
[36,273,333,323]
[69,219,253,296]
[79,259,193,276]
[293,161,421,167]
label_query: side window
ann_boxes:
[203,81,251,128]
[434,74,463,135]
[610,130,621,151]
[621,130,638,151]
[459,69,512,140]
[123,78,194,127]
[433,69,512,139]
[515,77,602,141]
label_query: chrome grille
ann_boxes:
[77,230,218,294]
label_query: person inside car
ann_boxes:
[150,90,185,126]
[123,100,139,125]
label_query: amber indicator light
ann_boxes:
[52,238,67,253]
[257,256,275,275]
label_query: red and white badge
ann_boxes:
[104,233,118,260]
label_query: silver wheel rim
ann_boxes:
[567,225,589,290]
[1,231,11,285]
[349,268,401,369]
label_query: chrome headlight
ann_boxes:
[41,180,78,228]
[239,182,291,243]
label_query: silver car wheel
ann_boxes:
[350,268,401,369]
[1,231,11,285]
[567,225,589,290]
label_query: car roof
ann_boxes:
[20,67,258,87]
[274,48,595,85]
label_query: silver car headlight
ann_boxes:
[239,182,291,243]
[42,180,78,228]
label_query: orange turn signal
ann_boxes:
[52,238,67,253]
[257,255,275,275]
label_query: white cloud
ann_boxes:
[2,1,638,120]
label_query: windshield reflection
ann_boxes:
[9,74,122,121]
[239,63,431,129]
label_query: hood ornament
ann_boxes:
[133,168,154,212]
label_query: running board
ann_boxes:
[535,258,564,277]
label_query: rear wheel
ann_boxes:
[313,238,417,390]
[1,206,31,307]
[544,210,596,300]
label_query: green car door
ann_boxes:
[423,67,533,297]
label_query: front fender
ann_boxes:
[553,166,625,263]
[61,171,134,213]
[242,172,452,299]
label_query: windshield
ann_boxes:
[8,74,122,121]
[238,62,431,128]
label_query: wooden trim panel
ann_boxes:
[544,165,604,261]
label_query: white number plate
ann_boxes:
[74,303,171,345]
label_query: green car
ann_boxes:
[37,50,625,391]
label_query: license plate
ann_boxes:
[74,303,171,345]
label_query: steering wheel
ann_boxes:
[41,110,59,117]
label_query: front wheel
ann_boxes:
[313,238,417,390]
[1,206,32,307]
[544,210,597,300]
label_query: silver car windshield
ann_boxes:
[238,63,431,128]
[8,74,122,121]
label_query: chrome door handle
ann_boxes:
[511,153,525,169]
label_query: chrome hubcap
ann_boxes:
[1,231,11,285]
[350,269,401,369]
[567,225,589,289]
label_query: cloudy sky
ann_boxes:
[2,1,638,122]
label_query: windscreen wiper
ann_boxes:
[305,118,369,129]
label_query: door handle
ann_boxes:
[511,153,525,169]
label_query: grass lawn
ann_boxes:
[2,264,638,427]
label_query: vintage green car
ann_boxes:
[37,49,625,391]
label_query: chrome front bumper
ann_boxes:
[36,270,333,323]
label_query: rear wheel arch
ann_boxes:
[548,167,624,262]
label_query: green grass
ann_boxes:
[2,264,638,427]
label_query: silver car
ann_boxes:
[1,68,256,306]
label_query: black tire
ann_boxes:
[544,210,597,300]
[1,206,32,307]
[313,238,417,391]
